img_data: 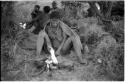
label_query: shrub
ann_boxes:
[96,44,124,80]
[102,20,124,43]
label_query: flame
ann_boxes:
[45,46,58,69]
[49,46,58,64]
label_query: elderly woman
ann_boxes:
[36,11,87,64]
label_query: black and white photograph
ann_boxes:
[1,0,124,81]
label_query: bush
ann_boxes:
[86,32,99,45]
[102,20,124,43]
[95,44,124,80]
[83,22,124,80]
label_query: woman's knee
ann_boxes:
[38,31,46,37]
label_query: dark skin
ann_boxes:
[26,6,51,34]
[31,6,42,24]
[31,6,40,19]
[26,6,41,30]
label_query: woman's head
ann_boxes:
[49,11,61,27]
[50,11,61,19]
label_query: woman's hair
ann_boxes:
[50,11,61,19]
[43,6,51,13]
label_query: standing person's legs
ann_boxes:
[36,31,45,56]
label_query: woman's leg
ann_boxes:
[36,31,46,56]
[61,37,72,55]
[36,31,52,56]
[62,36,87,64]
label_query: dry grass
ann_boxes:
[1,1,124,81]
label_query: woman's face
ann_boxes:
[51,19,58,27]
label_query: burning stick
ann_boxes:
[45,57,53,72]
[45,46,58,71]
[49,46,58,65]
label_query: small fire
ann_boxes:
[49,46,58,64]
[45,57,53,69]
[45,46,58,70]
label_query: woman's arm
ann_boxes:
[56,29,67,55]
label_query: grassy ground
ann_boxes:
[1,1,124,81]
